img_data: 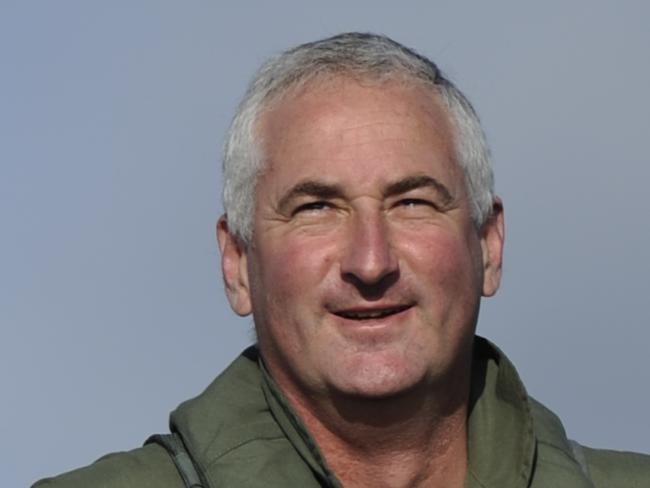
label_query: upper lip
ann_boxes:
[332,303,412,320]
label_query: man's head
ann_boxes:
[217,32,504,408]
[222,32,495,247]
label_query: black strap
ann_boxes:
[145,433,207,488]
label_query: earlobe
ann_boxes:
[480,198,505,297]
[216,216,253,316]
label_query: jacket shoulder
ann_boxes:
[526,398,594,486]
[32,443,183,488]
[583,446,650,488]
[530,396,650,487]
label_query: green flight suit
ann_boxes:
[33,337,650,487]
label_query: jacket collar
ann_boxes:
[259,360,344,488]
[464,337,536,488]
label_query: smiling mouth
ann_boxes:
[334,304,412,320]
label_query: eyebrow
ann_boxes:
[277,174,454,210]
[277,180,345,211]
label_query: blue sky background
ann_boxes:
[2,2,649,486]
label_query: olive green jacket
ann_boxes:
[33,337,650,487]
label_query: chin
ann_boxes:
[324,349,430,400]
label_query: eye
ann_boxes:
[292,201,332,216]
[391,198,442,218]
[397,198,437,209]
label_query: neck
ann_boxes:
[285,376,471,488]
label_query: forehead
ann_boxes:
[257,76,461,192]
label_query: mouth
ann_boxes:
[333,304,412,321]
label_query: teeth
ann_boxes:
[339,306,406,319]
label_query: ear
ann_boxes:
[480,197,505,297]
[216,215,252,316]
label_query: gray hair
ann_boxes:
[222,32,494,246]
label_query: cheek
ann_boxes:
[255,234,337,302]
[250,235,338,360]
[402,228,482,292]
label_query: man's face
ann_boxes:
[218,77,503,404]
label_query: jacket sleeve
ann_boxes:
[584,446,650,488]
[32,443,184,488]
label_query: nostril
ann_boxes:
[342,269,400,301]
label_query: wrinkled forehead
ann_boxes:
[257,76,458,167]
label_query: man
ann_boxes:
[34,32,649,488]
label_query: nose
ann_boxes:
[340,212,399,296]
